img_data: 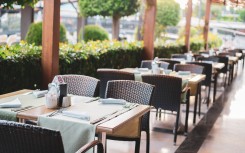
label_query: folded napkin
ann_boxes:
[99,98,127,105]
[62,110,90,121]
[33,90,48,98]
[178,71,191,75]
[0,98,21,108]
[164,69,172,75]
[138,68,149,72]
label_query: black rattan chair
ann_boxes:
[159,59,180,70]
[171,54,187,60]
[159,61,169,69]
[174,64,204,74]
[140,60,153,69]
[174,64,204,124]
[188,62,212,107]
[105,80,154,153]
[142,75,190,145]
[97,69,135,98]
[53,75,100,97]
[0,120,103,153]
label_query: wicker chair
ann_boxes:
[174,64,204,74]
[53,75,99,97]
[0,120,103,153]
[174,64,204,124]
[105,80,154,153]
[159,61,169,69]
[216,55,231,86]
[142,75,190,145]
[188,62,212,107]
[198,56,219,63]
[171,54,187,60]
[159,59,180,70]
[140,60,153,69]
[97,69,135,98]
[141,60,169,70]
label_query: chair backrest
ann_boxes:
[105,80,154,132]
[171,54,187,60]
[198,56,219,63]
[216,56,229,73]
[174,64,204,74]
[159,61,169,69]
[97,69,135,98]
[142,75,182,112]
[159,59,180,70]
[218,52,233,57]
[53,75,100,97]
[188,62,212,86]
[0,120,64,153]
[140,60,152,69]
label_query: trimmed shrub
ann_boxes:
[25,22,67,45]
[79,25,109,42]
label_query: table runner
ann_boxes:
[0,93,45,121]
[38,116,96,153]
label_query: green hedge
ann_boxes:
[0,40,187,94]
[25,22,67,45]
[79,25,109,42]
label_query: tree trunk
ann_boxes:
[21,5,34,40]
[112,16,120,40]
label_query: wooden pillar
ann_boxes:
[21,5,34,40]
[143,0,156,60]
[204,0,211,51]
[42,0,60,89]
[77,15,83,42]
[185,0,192,52]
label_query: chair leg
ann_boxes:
[207,85,211,107]
[198,84,202,117]
[146,131,150,153]
[185,90,190,136]
[174,109,180,145]
[135,138,140,153]
[156,108,158,118]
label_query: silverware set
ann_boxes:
[47,108,66,117]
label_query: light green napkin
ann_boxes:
[0,110,17,121]
[181,79,188,103]
[38,116,96,153]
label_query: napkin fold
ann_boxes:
[62,110,90,121]
[178,71,191,75]
[0,98,21,108]
[33,90,48,98]
[100,98,127,105]
[138,68,149,72]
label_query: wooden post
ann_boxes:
[204,0,211,51]
[185,0,192,52]
[143,0,156,60]
[21,5,34,40]
[42,0,60,89]
[77,15,83,42]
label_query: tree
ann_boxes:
[155,0,180,39]
[0,0,37,8]
[239,10,245,22]
[25,22,67,45]
[78,0,140,40]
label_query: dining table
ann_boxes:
[120,68,206,124]
[0,89,151,152]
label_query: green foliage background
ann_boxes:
[78,0,139,18]
[25,22,67,46]
[79,25,109,42]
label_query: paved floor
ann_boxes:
[105,61,244,153]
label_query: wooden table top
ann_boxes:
[0,90,150,134]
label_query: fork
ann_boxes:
[47,108,65,117]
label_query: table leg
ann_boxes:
[193,83,200,124]
[213,73,218,103]
[98,132,106,153]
